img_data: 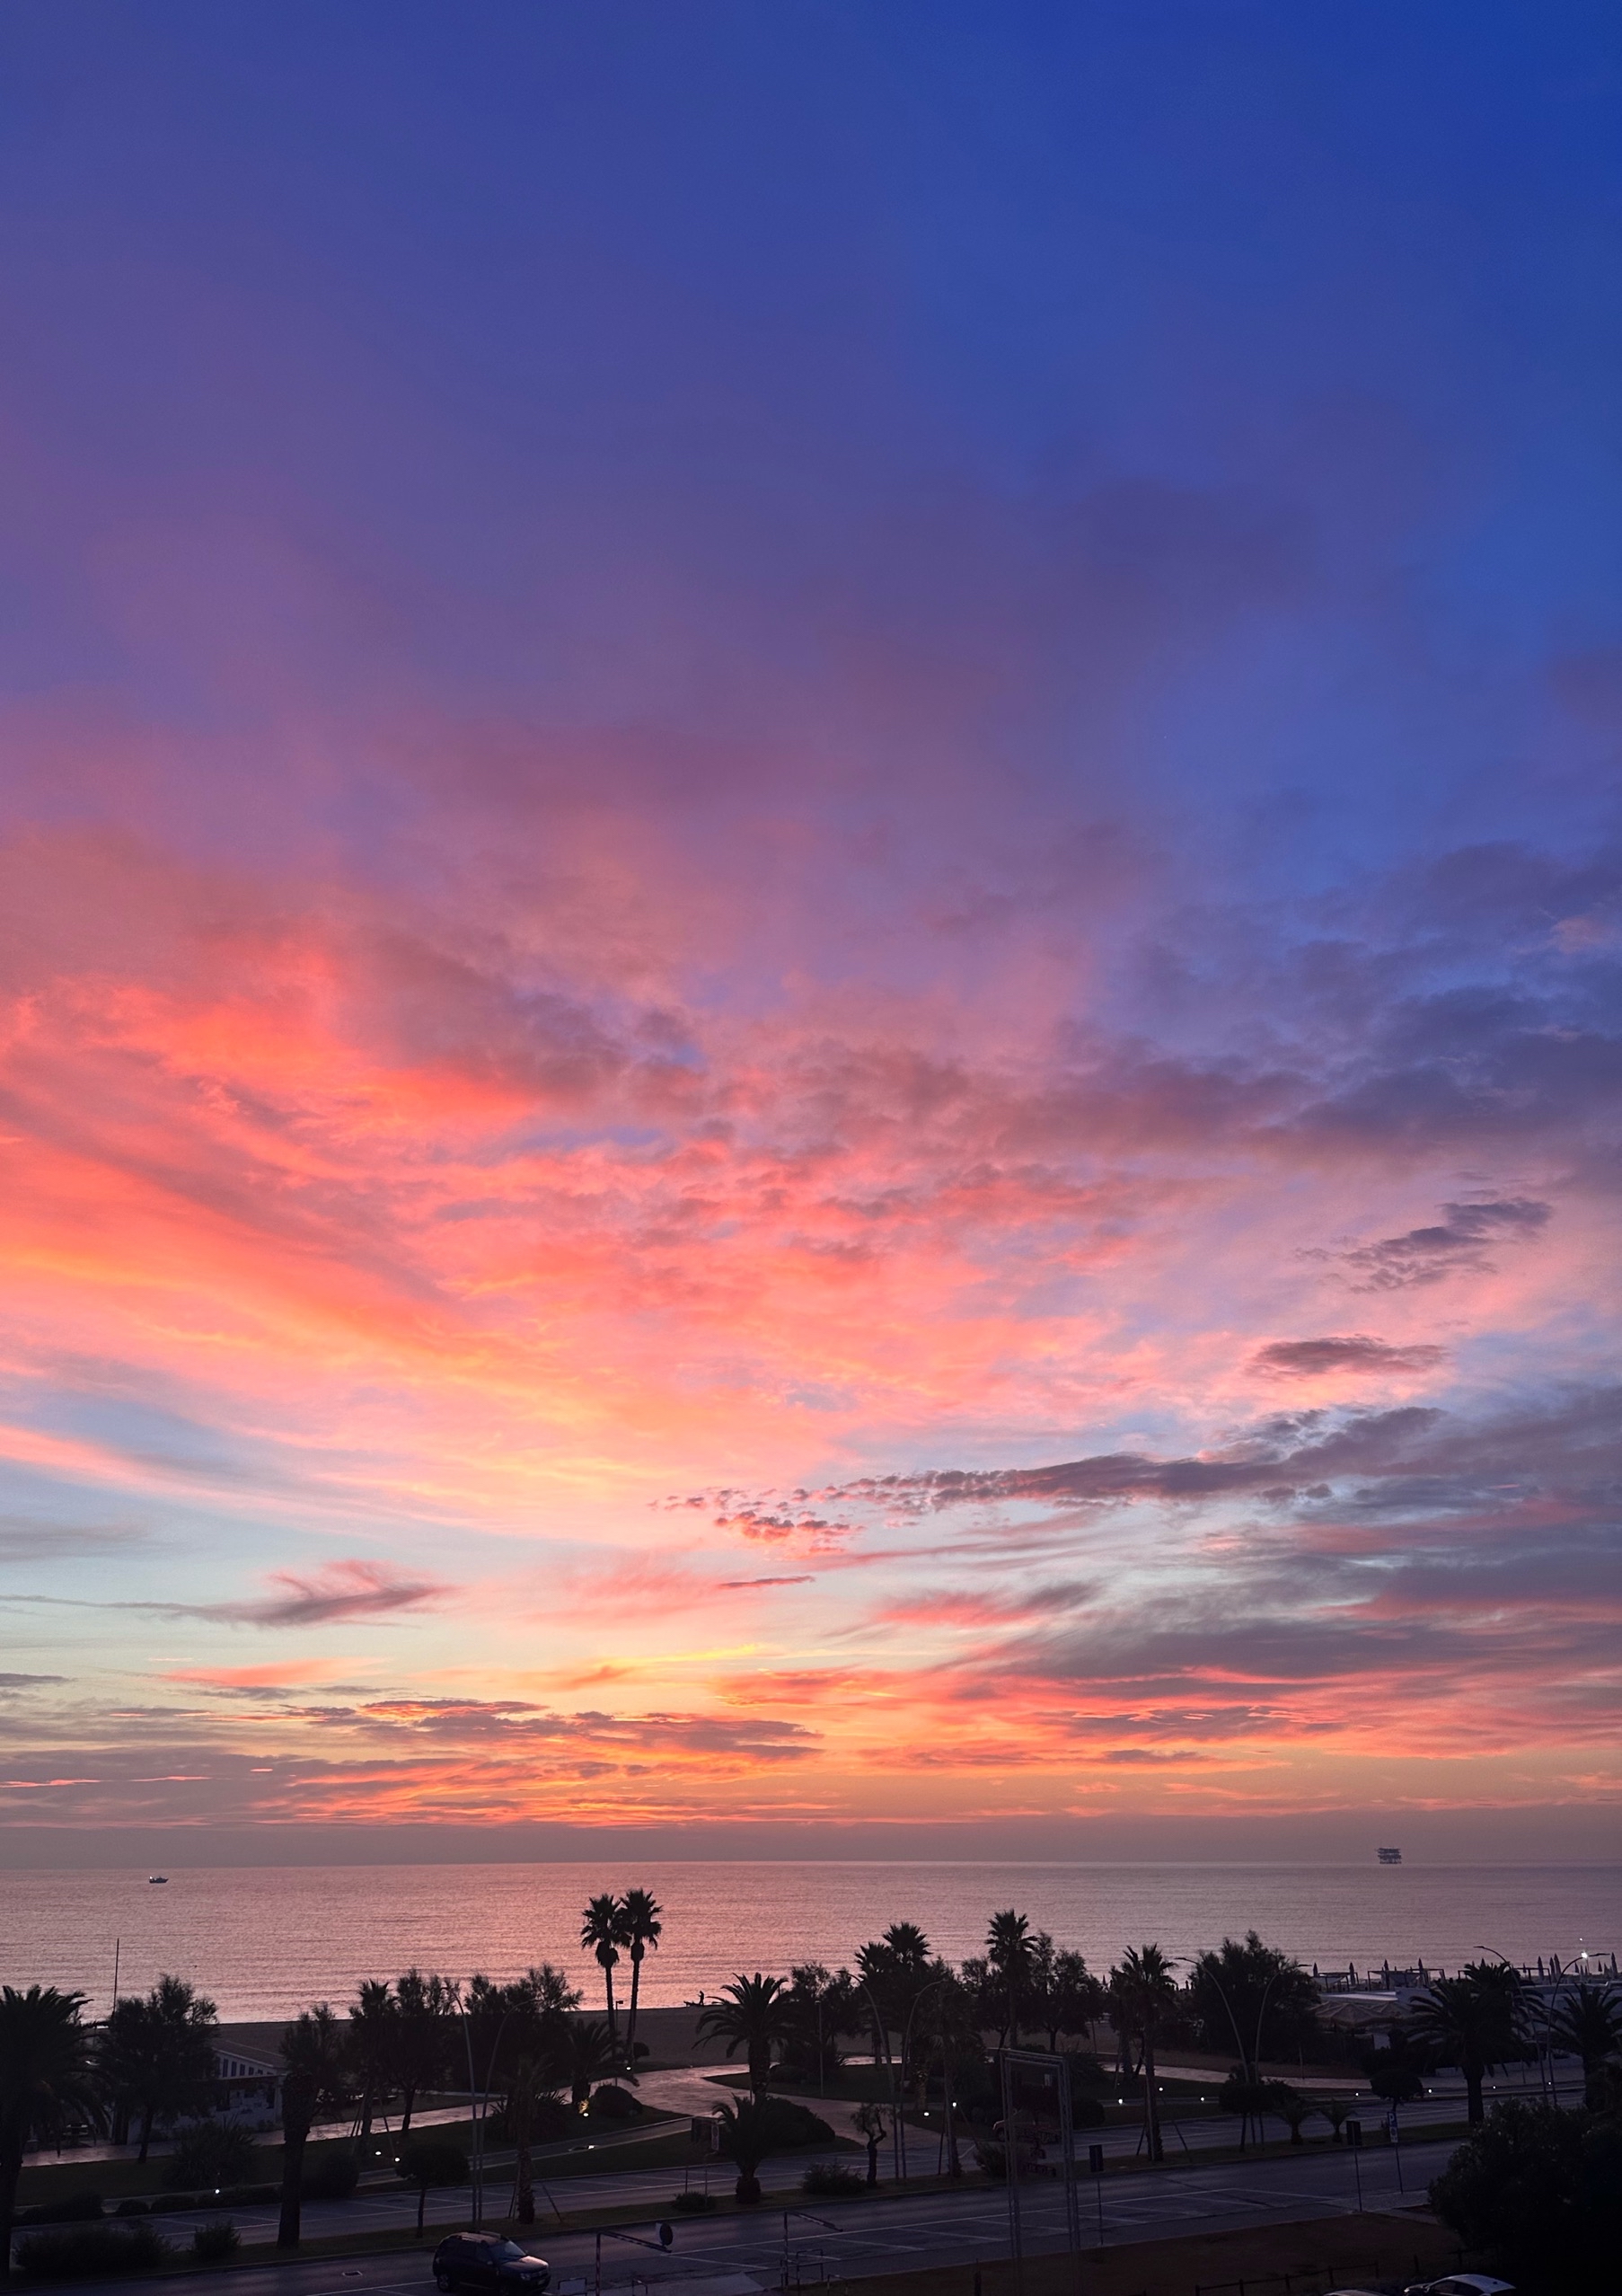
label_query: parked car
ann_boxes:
[1403,2276,1515,2296]
[432,2233,551,2292]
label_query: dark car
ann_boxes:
[432,2233,551,2292]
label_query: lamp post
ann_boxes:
[450,1989,512,2231]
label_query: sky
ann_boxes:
[0,1,1618,1862]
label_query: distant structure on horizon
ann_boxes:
[1377,1846,1403,1864]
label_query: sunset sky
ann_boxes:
[2,3,1618,1860]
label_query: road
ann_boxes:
[58,2134,1457,2295]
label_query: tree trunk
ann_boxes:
[1142,2029,1162,2163]
[626,1950,641,2063]
[1466,2064,1485,2124]
[516,2139,533,2225]
[401,2082,417,2139]
[415,2181,427,2234]
[278,2115,310,2247]
[602,1960,617,2042]
[866,2133,879,2186]
[1,2133,23,2284]
[137,2104,154,2163]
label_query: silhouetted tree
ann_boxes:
[0,1988,101,2283]
[277,2006,350,2249]
[99,1974,218,2160]
[1552,1982,1622,2111]
[1408,1963,1523,2125]
[397,2138,467,2236]
[1109,1945,1177,2163]
[985,1911,1035,2047]
[1188,1932,1319,2075]
[696,1974,793,2093]
[392,1969,453,2137]
[621,1889,662,2064]
[579,1894,629,2043]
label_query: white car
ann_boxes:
[1403,2275,1515,2296]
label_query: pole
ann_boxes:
[110,1938,119,2013]
[1000,2050,1023,2287]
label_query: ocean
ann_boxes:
[0,1860,1614,2022]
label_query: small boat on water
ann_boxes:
[147,1874,168,1885]
[1377,1846,1402,1865]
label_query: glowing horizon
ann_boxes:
[1,4,1618,1857]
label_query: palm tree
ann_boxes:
[1551,1980,1622,2109]
[501,2052,560,2223]
[348,1978,396,2143]
[277,2005,351,2249]
[0,1987,101,2281]
[621,1889,663,2066]
[98,1974,217,2160]
[561,2017,625,2113]
[695,1974,793,2094]
[715,2094,779,2204]
[1109,1945,1177,2163]
[1407,1964,1522,2126]
[985,1911,1034,2046]
[392,1969,453,2137]
[579,1894,629,2044]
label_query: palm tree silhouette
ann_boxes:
[1551,1980,1622,2109]
[501,2051,557,2222]
[348,1979,396,2144]
[985,1910,1034,2047]
[579,1894,629,2044]
[0,1986,102,2281]
[621,1889,663,2067]
[277,2005,351,2249]
[695,1974,792,2094]
[562,2016,626,2113]
[1408,1964,1522,2125]
[98,1974,217,2159]
[714,2094,778,2204]
[1109,1944,1176,2163]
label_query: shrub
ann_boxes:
[801,2162,866,2196]
[302,2150,360,2200]
[218,2182,279,2205]
[190,2220,240,2260]
[587,2083,641,2122]
[670,2189,718,2213]
[165,2121,260,2192]
[145,2194,200,2214]
[114,2200,148,2217]
[762,2099,835,2148]
[13,2194,102,2226]
[13,2221,171,2280]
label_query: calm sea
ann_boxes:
[0,1862,1614,2022]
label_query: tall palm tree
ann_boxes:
[695,1974,793,2094]
[621,1889,663,2067]
[98,1974,217,2160]
[1407,1963,1522,2126]
[1551,1980,1622,2109]
[985,1910,1034,2047]
[1109,1945,1177,2163]
[392,1969,453,2137]
[0,1987,102,2281]
[348,1979,396,2142]
[277,2005,351,2249]
[579,1894,629,2044]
